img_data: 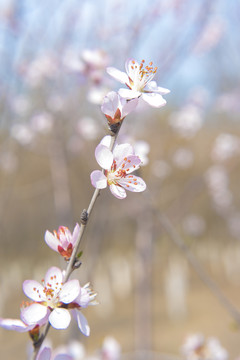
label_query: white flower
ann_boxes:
[107,58,170,108]
[21,267,96,336]
[90,136,146,199]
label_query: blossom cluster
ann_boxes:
[0,58,169,359]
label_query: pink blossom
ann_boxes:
[90,137,146,199]
[101,91,138,125]
[21,267,96,336]
[44,224,80,260]
[36,346,73,360]
[107,59,170,108]
[0,305,49,333]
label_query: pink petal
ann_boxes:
[75,287,90,308]
[44,230,59,252]
[55,354,73,360]
[142,93,167,108]
[72,309,90,336]
[145,81,170,94]
[100,135,112,148]
[109,184,127,199]
[71,223,80,247]
[49,308,71,329]
[0,318,33,332]
[95,144,113,169]
[106,67,129,85]
[21,303,49,325]
[121,97,138,118]
[118,88,141,99]
[101,91,121,118]
[36,347,51,360]
[118,175,146,193]
[22,280,45,302]
[117,155,142,174]
[90,170,107,189]
[125,58,139,79]
[113,143,134,163]
[59,280,80,304]
[44,267,63,289]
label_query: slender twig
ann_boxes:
[31,127,121,359]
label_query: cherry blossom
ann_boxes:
[101,91,138,125]
[21,266,96,336]
[90,137,146,199]
[181,333,228,360]
[107,58,170,107]
[36,346,73,360]
[44,224,80,260]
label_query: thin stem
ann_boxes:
[32,126,121,359]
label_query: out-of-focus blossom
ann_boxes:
[90,136,146,199]
[101,336,121,360]
[182,214,206,237]
[132,140,150,166]
[21,266,96,336]
[23,54,58,87]
[55,341,86,360]
[211,133,240,162]
[151,160,172,179]
[10,123,35,146]
[205,165,233,213]
[47,94,66,112]
[169,105,203,138]
[77,117,99,140]
[172,148,194,169]
[107,59,170,107]
[45,224,80,260]
[81,49,110,84]
[101,91,138,125]
[194,17,225,54]
[181,333,228,360]
[87,86,109,105]
[30,112,54,134]
[215,89,240,115]
[36,346,73,360]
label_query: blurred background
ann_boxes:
[0,0,240,359]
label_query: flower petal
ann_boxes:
[106,67,129,85]
[121,97,138,118]
[117,155,142,174]
[59,280,80,304]
[109,184,127,199]
[49,308,71,329]
[145,81,170,94]
[54,354,73,360]
[44,230,59,252]
[36,347,51,360]
[44,267,63,291]
[95,144,113,169]
[142,93,167,108]
[21,303,49,325]
[0,318,33,332]
[101,91,121,118]
[119,175,146,193]
[72,309,90,336]
[100,135,112,148]
[118,88,141,99]
[22,280,45,302]
[90,170,107,189]
[71,223,80,247]
[113,143,134,163]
